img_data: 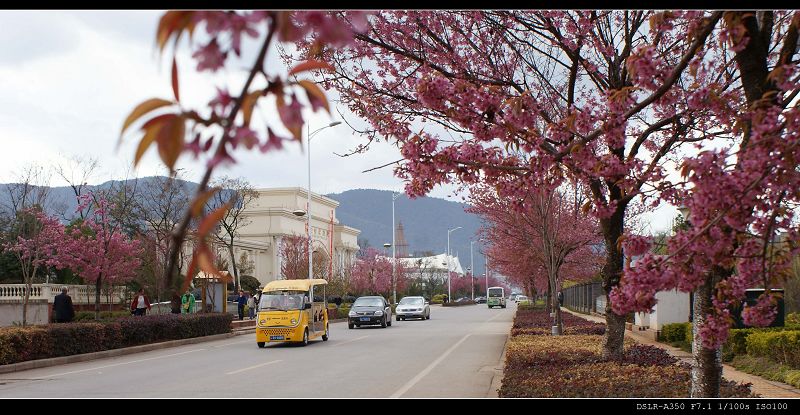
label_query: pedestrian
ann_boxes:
[53,286,75,323]
[557,291,564,307]
[236,290,246,320]
[170,293,181,314]
[246,292,255,319]
[181,289,196,314]
[130,288,151,316]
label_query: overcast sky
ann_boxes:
[0,11,678,234]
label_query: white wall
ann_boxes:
[652,289,690,329]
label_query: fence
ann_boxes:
[562,281,604,315]
[0,284,128,305]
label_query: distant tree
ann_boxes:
[206,176,258,292]
[3,208,64,325]
[132,174,191,303]
[350,247,393,297]
[280,234,308,280]
[54,154,100,221]
[59,193,143,320]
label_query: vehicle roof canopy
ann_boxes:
[262,279,328,292]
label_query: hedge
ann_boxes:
[431,294,447,304]
[659,322,691,343]
[442,300,475,307]
[0,313,232,365]
[745,330,800,368]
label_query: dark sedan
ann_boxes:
[474,296,487,304]
[348,296,393,329]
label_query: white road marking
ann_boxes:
[330,335,369,347]
[486,311,507,322]
[225,360,282,375]
[390,334,472,398]
[47,349,205,378]
[210,338,254,347]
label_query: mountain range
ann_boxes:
[0,179,488,274]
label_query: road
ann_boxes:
[0,302,515,398]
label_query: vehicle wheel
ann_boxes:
[348,321,354,329]
[257,342,265,348]
[387,316,392,327]
[301,328,309,346]
[501,305,506,308]
[396,315,401,321]
[381,316,387,328]
[322,324,329,341]
[426,313,430,320]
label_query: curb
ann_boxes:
[0,332,234,375]
[488,309,514,398]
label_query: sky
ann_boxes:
[0,11,679,234]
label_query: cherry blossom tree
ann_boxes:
[3,209,64,326]
[59,194,142,320]
[312,10,732,360]
[350,247,394,297]
[279,234,329,280]
[280,234,309,280]
[469,184,601,333]
[610,11,800,396]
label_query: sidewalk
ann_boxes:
[562,308,800,398]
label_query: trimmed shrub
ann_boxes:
[659,322,690,343]
[0,313,232,365]
[745,330,800,368]
[431,294,446,304]
[442,300,475,307]
[787,312,799,326]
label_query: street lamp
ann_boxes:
[446,226,462,302]
[302,121,342,308]
[470,240,475,300]
[304,121,341,301]
[383,242,391,257]
[391,192,401,304]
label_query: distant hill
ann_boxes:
[0,177,197,221]
[326,189,487,274]
[0,180,488,274]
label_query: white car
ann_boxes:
[395,296,430,321]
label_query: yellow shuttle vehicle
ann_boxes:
[256,279,329,347]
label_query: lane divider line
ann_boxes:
[330,335,369,347]
[225,360,282,375]
[390,334,472,398]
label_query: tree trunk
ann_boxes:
[228,240,239,292]
[690,276,722,397]
[22,279,30,327]
[600,206,626,359]
[545,289,552,314]
[94,275,102,320]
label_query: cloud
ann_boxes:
[0,12,82,66]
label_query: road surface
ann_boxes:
[0,302,515,398]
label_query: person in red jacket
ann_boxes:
[130,288,152,316]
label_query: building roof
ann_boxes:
[397,253,464,275]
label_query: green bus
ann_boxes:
[487,287,506,308]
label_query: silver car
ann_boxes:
[395,296,430,321]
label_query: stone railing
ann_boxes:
[0,284,128,305]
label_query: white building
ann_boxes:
[217,187,360,286]
[398,253,464,278]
